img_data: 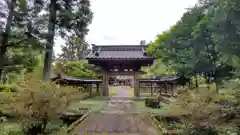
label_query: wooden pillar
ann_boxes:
[172,82,176,96]
[134,72,140,97]
[102,71,109,96]
[171,83,174,96]
[150,83,153,96]
[89,83,92,97]
[96,83,99,93]
[164,83,167,95]
[84,84,87,92]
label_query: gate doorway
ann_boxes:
[109,75,133,86]
[86,45,154,97]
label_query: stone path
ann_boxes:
[69,87,159,135]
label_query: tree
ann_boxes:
[58,35,90,61]
[0,0,43,83]
[42,0,93,81]
[147,0,239,92]
[53,60,99,78]
[147,6,205,77]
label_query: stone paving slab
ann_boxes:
[69,113,159,135]
[68,87,160,135]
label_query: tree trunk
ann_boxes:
[194,74,199,92]
[213,68,219,93]
[0,0,16,83]
[0,46,7,83]
[42,0,57,81]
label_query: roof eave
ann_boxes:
[86,57,154,60]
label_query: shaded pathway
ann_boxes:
[69,87,159,135]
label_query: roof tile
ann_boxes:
[86,45,153,60]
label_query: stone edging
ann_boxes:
[67,112,90,133]
[147,114,164,135]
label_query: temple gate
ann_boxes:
[86,45,154,97]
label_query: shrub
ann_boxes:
[187,125,218,135]
[145,95,164,108]
[6,131,23,135]
[8,72,80,135]
[145,98,159,108]
[0,84,18,92]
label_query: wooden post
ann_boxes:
[150,83,153,96]
[102,73,106,96]
[102,71,109,96]
[158,83,162,95]
[134,72,140,97]
[89,83,92,97]
[96,83,99,93]
[164,83,167,95]
[84,84,87,92]
[106,72,109,96]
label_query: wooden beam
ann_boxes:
[107,71,145,76]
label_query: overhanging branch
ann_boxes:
[6,32,34,47]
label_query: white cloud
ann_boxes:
[54,0,198,54]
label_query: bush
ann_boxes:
[7,72,80,135]
[187,125,218,135]
[145,95,164,108]
[0,130,23,135]
[0,84,17,92]
[6,131,23,135]
[145,98,159,108]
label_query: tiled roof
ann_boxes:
[86,45,154,60]
[52,75,102,83]
[138,76,180,83]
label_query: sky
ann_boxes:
[54,0,198,55]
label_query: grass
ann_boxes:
[134,100,167,115]
[66,98,106,113]
[0,120,21,135]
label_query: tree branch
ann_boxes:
[6,32,35,47]
[7,38,27,47]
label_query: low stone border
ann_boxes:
[66,112,90,133]
[147,114,164,135]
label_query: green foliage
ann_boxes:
[147,0,240,94]
[40,0,93,80]
[145,98,159,108]
[4,71,85,135]
[58,36,91,61]
[0,84,17,92]
[186,125,218,135]
[145,95,165,108]
[54,61,99,78]
[0,130,23,135]
[141,59,175,78]
[0,0,44,82]
[163,88,240,134]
